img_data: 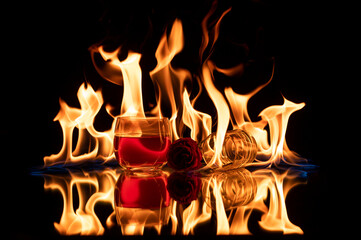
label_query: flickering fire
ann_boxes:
[43,5,308,236]
[44,18,305,168]
[43,84,114,166]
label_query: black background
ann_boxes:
[3,0,330,238]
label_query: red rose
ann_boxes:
[167,138,202,171]
[167,172,202,205]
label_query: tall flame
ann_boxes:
[44,83,114,166]
[97,47,144,117]
[182,89,212,142]
[149,18,191,140]
[201,61,230,167]
[258,97,306,166]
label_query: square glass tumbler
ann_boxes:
[114,117,171,170]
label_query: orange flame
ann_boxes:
[44,83,114,166]
[182,88,212,142]
[257,97,306,166]
[201,61,231,168]
[149,19,191,140]
[97,47,145,117]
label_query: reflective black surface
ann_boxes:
[13,163,325,238]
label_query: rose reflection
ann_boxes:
[167,172,202,205]
[114,170,171,234]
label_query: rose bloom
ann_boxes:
[167,137,202,171]
[167,172,202,205]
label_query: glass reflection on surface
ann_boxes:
[202,168,257,211]
[114,170,171,234]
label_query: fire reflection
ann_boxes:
[40,166,306,235]
[42,168,118,235]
